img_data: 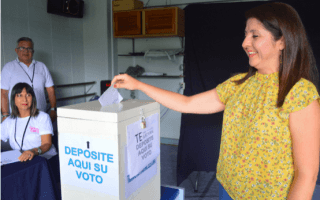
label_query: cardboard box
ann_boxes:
[113,0,143,11]
[144,7,185,37]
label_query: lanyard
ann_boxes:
[17,60,36,88]
[14,116,31,152]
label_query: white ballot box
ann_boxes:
[57,100,161,200]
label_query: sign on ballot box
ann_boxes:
[126,113,160,177]
[58,100,161,200]
[60,134,119,196]
[125,113,160,198]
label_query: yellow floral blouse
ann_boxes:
[216,71,320,199]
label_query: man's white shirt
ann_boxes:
[1,58,54,112]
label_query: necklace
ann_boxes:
[17,60,36,88]
[14,116,31,152]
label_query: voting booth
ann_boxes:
[57,100,161,200]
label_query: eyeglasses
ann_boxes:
[16,47,34,52]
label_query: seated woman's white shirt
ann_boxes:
[1,111,57,159]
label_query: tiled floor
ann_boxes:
[160,144,219,199]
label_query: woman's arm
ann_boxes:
[0,119,9,143]
[34,134,52,155]
[1,89,10,122]
[18,134,52,162]
[287,100,320,200]
[111,74,225,114]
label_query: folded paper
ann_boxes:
[99,83,123,107]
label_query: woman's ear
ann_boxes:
[279,36,285,51]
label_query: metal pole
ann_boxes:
[194,171,200,192]
[132,38,135,53]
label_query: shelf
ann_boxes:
[119,73,183,78]
[114,34,183,38]
[118,52,184,56]
[137,75,183,78]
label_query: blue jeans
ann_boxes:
[219,182,233,200]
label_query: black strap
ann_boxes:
[14,116,31,152]
[17,60,36,88]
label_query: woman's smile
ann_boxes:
[242,18,284,74]
[248,50,257,57]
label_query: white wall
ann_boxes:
[82,0,115,99]
[1,0,86,107]
[117,37,184,141]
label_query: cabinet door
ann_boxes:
[113,10,142,36]
[144,8,176,35]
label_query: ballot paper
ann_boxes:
[100,102,124,112]
[98,83,123,107]
[1,150,21,165]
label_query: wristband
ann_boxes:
[51,107,57,111]
[37,147,42,155]
[2,114,9,118]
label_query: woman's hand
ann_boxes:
[18,150,35,162]
[111,74,141,90]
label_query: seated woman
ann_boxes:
[1,82,57,161]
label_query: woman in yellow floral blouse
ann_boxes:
[111,2,320,199]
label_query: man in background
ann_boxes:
[1,37,57,122]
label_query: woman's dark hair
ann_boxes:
[234,2,319,108]
[10,83,39,118]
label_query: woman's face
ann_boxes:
[15,88,32,112]
[242,18,284,74]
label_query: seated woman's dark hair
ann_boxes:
[10,83,39,118]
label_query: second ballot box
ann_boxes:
[57,99,161,200]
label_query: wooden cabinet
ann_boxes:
[113,7,185,38]
[113,10,142,36]
[144,7,184,37]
